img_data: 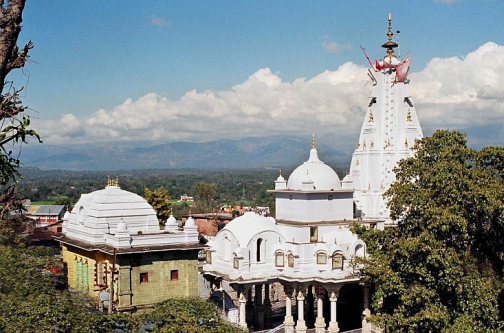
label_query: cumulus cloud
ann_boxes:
[409,42,504,139]
[36,42,504,148]
[321,35,352,54]
[149,15,171,27]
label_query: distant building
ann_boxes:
[179,194,194,202]
[27,205,66,225]
[56,178,204,312]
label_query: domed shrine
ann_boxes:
[204,138,383,332]
[56,177,204,312]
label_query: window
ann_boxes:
[171,270,179,281]
[233,256,239,269]
[140,272,149,283]
[328,195,333,201]
[275,252,284,267]
[310,226,318,243]
[317,253,327,264]
[256,238,263,262]
[206,250,212,264]
[288,254,294,268]
[355,244,365,257]
[332,253,344,270]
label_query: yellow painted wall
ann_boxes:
[62,245,200,311]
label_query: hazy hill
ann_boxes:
[20,135,353,171]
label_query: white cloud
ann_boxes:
[321,35,352,54]
[410,42,504,135]
[149,15,171,27]
[36,42,504,148]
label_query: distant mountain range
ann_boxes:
[20,135,355,171]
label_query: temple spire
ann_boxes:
[382,13,398,60]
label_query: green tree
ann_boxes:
[0,0,41,241]
[144,186,171,226]
[54,196,73,211]
[353,130,504,332]
[146,298,244,333]
[193,181,216,210]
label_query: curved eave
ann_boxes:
[202,270,362,285]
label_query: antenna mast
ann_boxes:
[396,30,401,59]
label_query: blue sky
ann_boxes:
[12,0,504,148]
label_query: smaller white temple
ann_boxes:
[57,177,203,312]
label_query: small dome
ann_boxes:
[166,214,177,226]
[276,174,285,182]
[287,148,341,191]
[116,220,128,232]
[185,216,196,228]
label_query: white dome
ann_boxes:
[69,185,159,234]
[223,212,282,247]
[287,148,341,191]
[166,214,177,226]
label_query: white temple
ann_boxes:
[203,14,421,332]
[204,137,384,332]
[350,14,423,222]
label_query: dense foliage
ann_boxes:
[353,130,504,332]
[144,186,171,225]
[146,298,244,333]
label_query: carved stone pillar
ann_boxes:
[254,284,264,330]
[264,283,272,328]
[284,288,295,333]
[245,288,254,328]
[239,292,248,329]
[315,293,326,333]
[328,289,340,333]
[295,291,307,333]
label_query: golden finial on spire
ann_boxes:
[368,182,371,190]
[363,140,367,149]
[356,158,360,166]
[406,108,412,122]
[357,141,361,149]
[382,13,398,60]
[107,175,111,187]
[371,141,375,148]
[311,134,316,149]
[368,111,374,123]
[387,138,391,147]
[405,138,409,148]
[279,169,282,176]
[115,176,119,187]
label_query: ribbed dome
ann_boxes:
[69,185,159,233]
[287,148,341,191]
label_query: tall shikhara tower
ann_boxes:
[350,14,423,222]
